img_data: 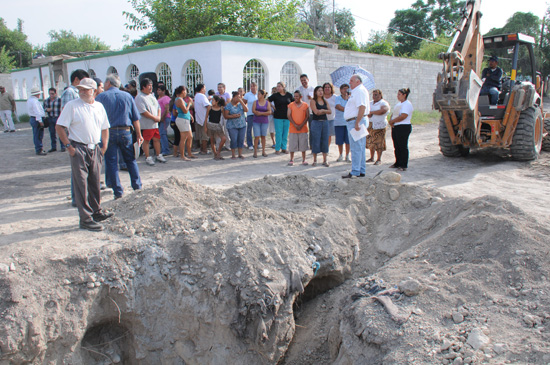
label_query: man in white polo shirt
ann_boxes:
[56,78,113,231]
[342,74,369,178]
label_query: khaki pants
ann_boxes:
[70,143,103,223]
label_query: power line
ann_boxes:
[351,13,448,47]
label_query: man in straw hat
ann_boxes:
[56,78,113,231]
[27,86,47,155]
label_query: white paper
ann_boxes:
[349,124,368,141]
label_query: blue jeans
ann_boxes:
[347,118,367,176]
[47,117,63,150]
[274,118,289,151]
[310,120,329,154]
[105,129,142,198]
[480,85,499,105]
[246,115,254,147]
[228,126,246,149]
[159,118,171,155]
[253,122,268,137]
[29,117,44,153]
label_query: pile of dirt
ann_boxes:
[0,173,548,364]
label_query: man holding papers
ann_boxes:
[342,74,369,178]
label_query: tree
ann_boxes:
[411,0,466,37]
[0,45,16,73]
[298,0,355,42]
[42,30,110,56]
[412,35,450,62]
[361,31,395,56]
[389,9,432,56]
[124,0,300,45]
[0,18,33,68]
[338,37,359,51]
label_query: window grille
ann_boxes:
[129,64,140,81]
[280,61,301,94]
[107,66,118,75]
[243,59,265,92]
[183,60,203,95]
[88,69,96,78]
[156,63,172,92]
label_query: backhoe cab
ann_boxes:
[433,0,547,160]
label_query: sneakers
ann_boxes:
[248,146,254,150]
[156,154,167,163]
[48,148,57,153]
[345,156,351,163]
[80,220,103,231]
[36,150,47,156]
[336,155,343,162]
[146,156,155,165]
[92,211,114,222]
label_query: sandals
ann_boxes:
[238,155,245,159]
[389,164,398,168]
[312,162,317,166]
[253,154,258,158]
[322,162,330,167]
[374,160,381,165]
[288,161,294,166]
[302,161,309,166]
[366,158,375,163]
[397,167,407,171]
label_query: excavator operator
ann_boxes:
[479,56,503,105]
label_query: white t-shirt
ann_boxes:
[243,91,258,115]
[298,85,314,105]
[57,98,109,144]
[393,100,413,126]
[369,99,390,129]
[344,84,370,121]
[325,94,336,121]
[135,92,160,130]
[194,92,211,126]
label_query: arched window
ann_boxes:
[13,80,20,99]
[280,61,301,94]
[127,64,140,82]
[243,59,266,92]
[156,62,172,92]
[44,75,50,95]
[57,75,65,91]
[107,66,118,75]
[88,69,96,78]
[22,79,28,99]
[32,77,39,89]
[182,60,203,95]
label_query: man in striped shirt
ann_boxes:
[43,88,62,152]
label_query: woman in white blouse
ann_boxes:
[388,88,413,171]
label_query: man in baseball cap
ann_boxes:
[56,78,113,231]
[480,55,503,105]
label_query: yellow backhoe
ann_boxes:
[433,0,548,160]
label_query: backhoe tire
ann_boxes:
[510,106,543,161]
[438,117,469,157]
[542,118,550,152]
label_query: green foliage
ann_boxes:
[298,0,355,42]
[42,30,110,56]
[0,18,33,68]
[361,31,395,56]
[17,113,30,123]
[0,45,16,73]
[124,0,301,43]
[485,12,541,40]
[411,0,466,37]
[412,35,450,62]
[389,9,432,56]
[412,110,441,125]
[338,37,359,51]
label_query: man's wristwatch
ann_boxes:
[65,143,71,149]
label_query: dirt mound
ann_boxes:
[0,173,548,364]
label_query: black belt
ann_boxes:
[110,126,131,130]
[346,116,367,122]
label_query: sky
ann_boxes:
[1,0,549,51]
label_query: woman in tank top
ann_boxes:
[252,89,272,158]
[310,86,331,166]
[205,95,227,160]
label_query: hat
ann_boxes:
[30,87,43,95]
[76,78,97,90]
[489,56,499,62]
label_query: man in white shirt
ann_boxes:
[342,74,370,178]
[27,87,47,155]
[135,78,166,165]
[194,83,212,154]
[298,74,314,146]
[243,82,258,149]
[56,78,112,231]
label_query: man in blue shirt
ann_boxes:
[479,56,503,105]
[96,74,144,199]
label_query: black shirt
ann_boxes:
[209,108,222,124]
[268,92,293,119]
[312,100,328,121]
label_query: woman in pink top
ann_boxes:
[157,85,172,156]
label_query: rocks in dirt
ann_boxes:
[0,263,9,274]
[452,312,465,324]
[523,314,542,327]
[398,278,423,296]
[9,262,16,271]
[380,171,401,184]
[466,328,490,351]
[389,188,400,201]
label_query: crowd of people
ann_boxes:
[1,69,415,231]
